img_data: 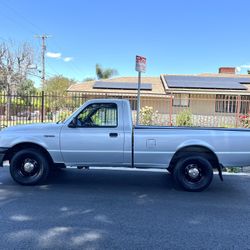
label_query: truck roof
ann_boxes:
[84,99,129,104]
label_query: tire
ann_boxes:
[167,166,173,174]
[10,148,50,185]
[173,156,213,192]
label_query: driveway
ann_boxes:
[0,167,250,249]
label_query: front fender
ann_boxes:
[0,134,63,163]
[0,135,48,149]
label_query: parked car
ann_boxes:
[1,99,250,191]
[17,110,40,118]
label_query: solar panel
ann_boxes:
[93,81,152,90]
[164,75,249,90]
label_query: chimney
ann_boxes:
[219,67,236,74]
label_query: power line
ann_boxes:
[46,39,84,76]
[27,71,56,79]
[0,2,84,78]
[4,0,83,76]
[46,61,61,75]
[26,72,42,79]
[0,4,38,37]
[47,64,59,75]
[0,1,43,34]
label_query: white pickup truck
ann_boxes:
[1,99,250,191]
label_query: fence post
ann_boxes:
[6,92,11,124]
[169,93,173,126]
[41,91,45,123]
[235,95,240,127]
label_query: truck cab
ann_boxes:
[60,99,133,167]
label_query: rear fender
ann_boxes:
[176,139,215,152]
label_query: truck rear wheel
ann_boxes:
[173,156,213,192]
[10,148,50,185]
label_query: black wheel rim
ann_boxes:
[13,153,43,181]
[182,160,207,185]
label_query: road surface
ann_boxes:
[0,167,250,249]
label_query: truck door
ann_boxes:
[60,102,124,166]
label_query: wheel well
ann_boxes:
[168,146,219,171]
[4,142,54,165]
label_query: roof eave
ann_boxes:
[165,88,250,95]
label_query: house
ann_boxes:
[67,67,250,126]
[162,67,250,116]
[67,77,169,113]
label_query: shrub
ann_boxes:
[47,112,53,120]
[140,106,159,125]
[239,114,250,128]
[176,109,193,126]
[225,167,240,173]
[58,110,72,121]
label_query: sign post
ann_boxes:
[135,55,146,125]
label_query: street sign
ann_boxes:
[135,55,146,73]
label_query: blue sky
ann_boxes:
[0,0,250,85]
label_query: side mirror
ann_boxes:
[68,117,77,128]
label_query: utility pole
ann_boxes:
[34,34,51,89]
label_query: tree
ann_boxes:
[44,75,76,94]
[0,41,35,120]
[95,64,118,79]
[0,41,34,93]
[248,70,250,75]
[44,75,77,112]
[17,79,36,95]
[83,77,95,82]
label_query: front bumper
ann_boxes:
[0,147,9,167]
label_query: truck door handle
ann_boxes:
[109,133,118,137]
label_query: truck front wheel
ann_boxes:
[173,156,213,192]
[10,148,50,185]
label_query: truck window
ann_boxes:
[76,103,118,127]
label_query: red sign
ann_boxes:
[135,55,146,73]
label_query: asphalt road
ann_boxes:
[0,167,250,250]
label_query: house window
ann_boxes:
[172,94,189,107]
[215,95,237,113]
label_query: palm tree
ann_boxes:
[96,64,118,79]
